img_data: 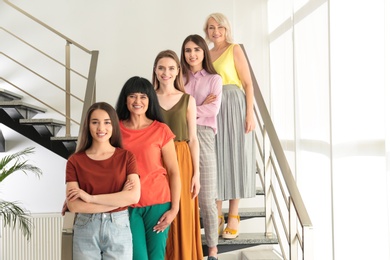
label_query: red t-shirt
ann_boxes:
[66,148,138,212]
[120,120,175,207]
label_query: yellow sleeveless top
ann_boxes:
[213,44,242,88]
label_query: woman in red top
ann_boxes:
[66,102,141,259]
[116,76,181,260]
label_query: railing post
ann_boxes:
[65,41,71,137]
[289,197,298,260]
[264,126,273,237]
[79,50,98,138]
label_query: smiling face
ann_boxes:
[154,57,179,87]
[126,92,149,116]
[206,17,227,44]
[89,109,112,144]
[184,40,204,72]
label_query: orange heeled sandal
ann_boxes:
[222,214,240,239]
[218,215,225,237]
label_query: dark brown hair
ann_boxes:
[180,34,218,85]
[75,102,122,153]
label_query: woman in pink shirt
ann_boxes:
[180,34,222,260]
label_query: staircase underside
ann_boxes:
[0,108,76,159]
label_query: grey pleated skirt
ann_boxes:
[216,84,256,200]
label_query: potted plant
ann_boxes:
[0,147,43,239]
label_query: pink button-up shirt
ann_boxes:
[184,69,222,134]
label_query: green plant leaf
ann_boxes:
[0,200,32,239]
[0,147,42,239]
[0,147,42,183]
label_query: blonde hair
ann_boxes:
[203,13,234,44]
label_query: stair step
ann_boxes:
[0,100,46,119]
[202,233,278,255]
[256,187,264,196]
[221,207,265,219]
[241,248,282,260]
[51,136,78,156]
[19,118,65,136]
[0,88,23,101]
[216,232,278,246]
[19,118,65,125]
[50,136,78,142]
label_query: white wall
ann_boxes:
[1,0,265,107]
[0,125,67,213]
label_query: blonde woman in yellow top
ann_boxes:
[204,12,256,240]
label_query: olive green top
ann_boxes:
[160,93,189,142]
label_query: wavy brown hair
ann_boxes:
[152,49,185,93]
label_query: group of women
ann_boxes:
[64,12,256,260]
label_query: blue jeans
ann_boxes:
[73,210,132,260]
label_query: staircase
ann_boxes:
[0,88,77,159]
[0,0,98,159]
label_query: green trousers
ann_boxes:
[128,202,171,260]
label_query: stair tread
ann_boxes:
[50,136,78,141]
[256,187,264,195]
[242,249,282,260]
[0,100,46,113]
[202,232,278,245]
[0,88,23,100]
[221,207,265,218]
[19,118,66,126]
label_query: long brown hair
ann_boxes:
[180,34,218,85]
[75,102,122,153]
[152,50,185,92]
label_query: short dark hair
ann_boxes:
[115,76,164,122]
[76,102,122,153]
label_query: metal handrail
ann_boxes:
[3,0,97,137]
[0,52,83,103]
[0,27,87,80]
[0,77,79,125]
[4,0,90,53]
[241,44,313,260]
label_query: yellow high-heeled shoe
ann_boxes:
[222,214,240,239]
[218,215,225,237]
